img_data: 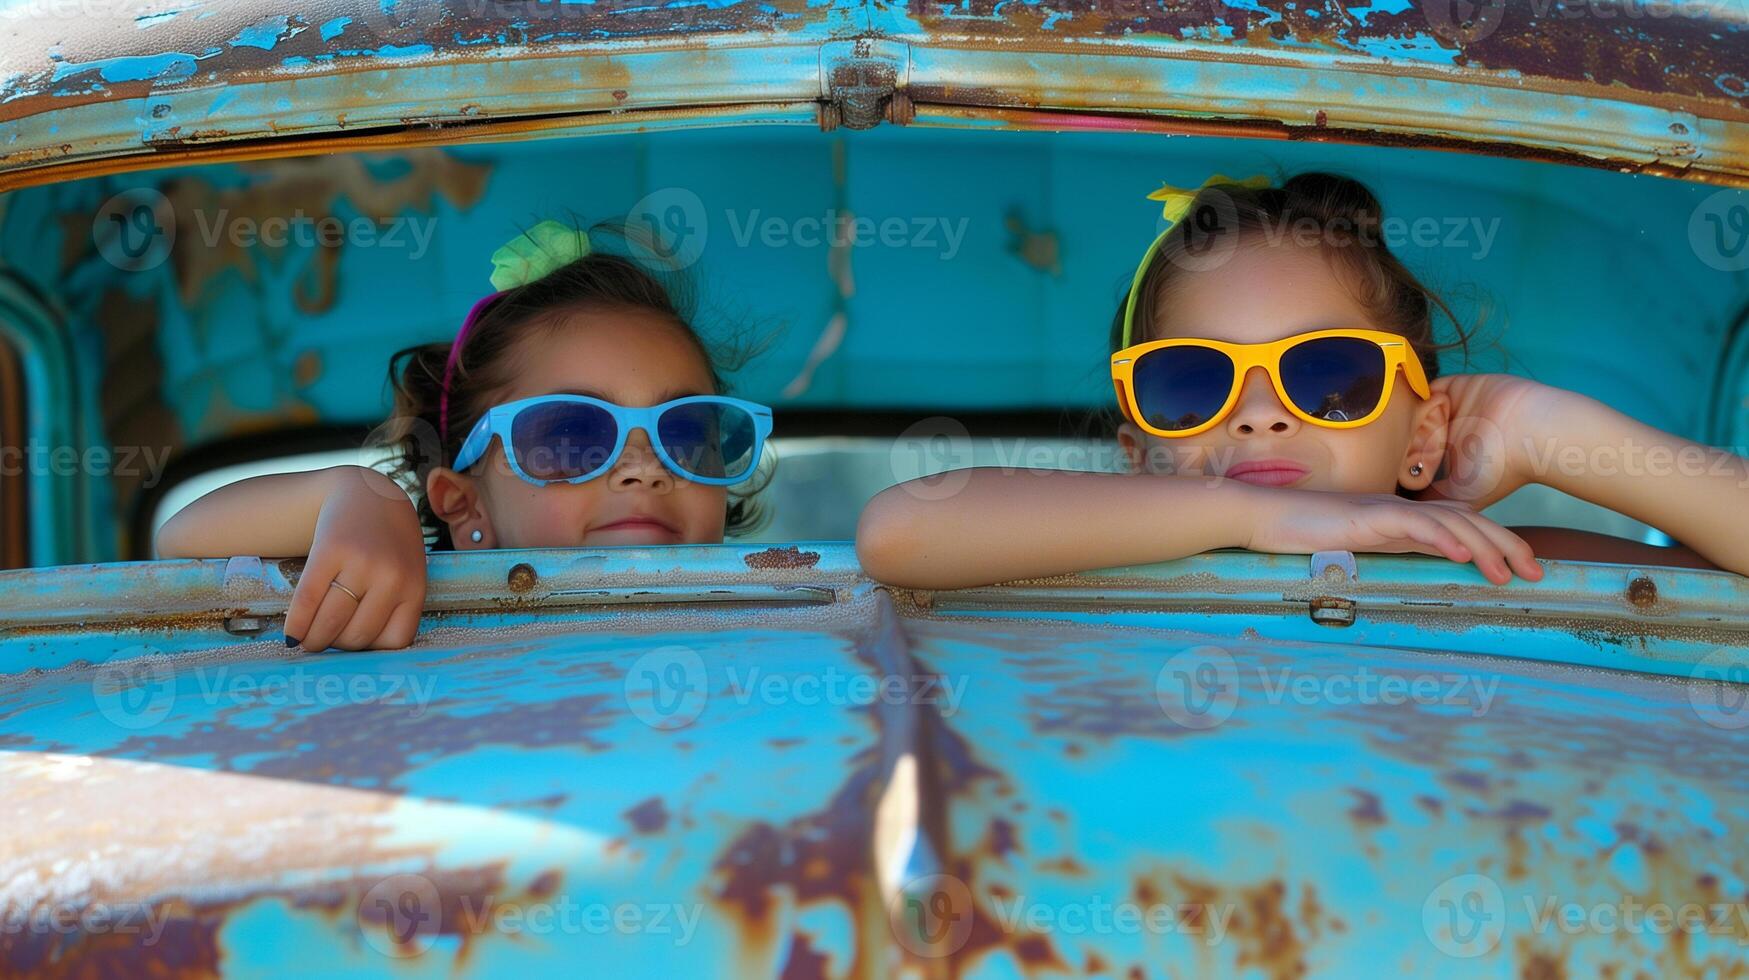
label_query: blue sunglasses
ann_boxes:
[452,394,773,487]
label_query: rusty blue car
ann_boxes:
[2,0,1748,976]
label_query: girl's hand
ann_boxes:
[1244,488,1544,585]
[283,469,428,652]
[1420,373,1568,510]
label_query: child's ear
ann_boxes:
[426,467,493,549]
[1116,421,1150,473]
[1402,388,1452,491]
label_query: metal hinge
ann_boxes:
[819,40,913,132]
[1308,550,1358,627]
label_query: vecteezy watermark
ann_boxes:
[890,874,976,958]
[356,873,702,959]
[724,665,967,716]
[93,651,176,730]
[93,657,438,732]
[621,644,967,731]
[624,645,710,730]
[1155,646,1501,732]
[91,188,438,271]
[1689,647,1749,730]
[0,441,175,488]
[0,901,174,949]
[1423,872,1749,958]
[724,209,968,260]
[1420,0,1735,45]
[987,895,1235,945]
[1252,213,1502,261]
[1423,873,1507,958]
[625,186,970,270]
[1690,188,1749,273]
[1525,437,1749,485]
[189,209,437,260]
[93,189,176,272]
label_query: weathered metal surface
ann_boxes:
[3,544,1748,975]
[0,0,1745,186]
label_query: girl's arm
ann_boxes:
[155,465,428,651]
[156,465,399,559]
[1532,396,1747,572]
[1427,374,1749,575]
[856,467,1541,591]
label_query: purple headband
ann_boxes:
[438,292,506,443]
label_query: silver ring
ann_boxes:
[329,579,361,602]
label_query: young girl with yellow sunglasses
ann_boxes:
[857,172,1749,590]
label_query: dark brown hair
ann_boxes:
[1110,171,1474,375]
[370,221,769,550]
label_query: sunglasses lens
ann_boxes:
[1130,346,1236,432]
[1279,337,1387,423]
[657,401,760,481]
[510,401,619,480]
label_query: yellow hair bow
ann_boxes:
[489,219,593,291]
[1122,173,1272,348]
[1145,173,1273,225]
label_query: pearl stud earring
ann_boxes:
[470,529,483,543]
[1409,462,1424,477]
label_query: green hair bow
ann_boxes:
[489,220,593,291]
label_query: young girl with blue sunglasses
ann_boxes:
[156,221,773,652]
[858,172,1749,590]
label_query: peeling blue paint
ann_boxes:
[319,15,353,41]
[233,16,295,51]
[48,50,212,86]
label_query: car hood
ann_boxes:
[2,544,1747,976]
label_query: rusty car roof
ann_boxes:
[1,0,1746,188]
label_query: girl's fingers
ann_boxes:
[299,577,363,653]
[1428,508,1511,584]
[333,580,398,651]
[1396,510,1471,564]
[370,601,423,651]
[1465,514,1544,582]
[283,552,341,646]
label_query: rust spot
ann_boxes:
[527,869,562,899]
[1627,575,1657,608]
[1314,109,1327,128]
[778,931,832,980]
[624,796,669,834]
[507,562,538,593]
[1347,788,1385,826]
[612,89,629,102]
[743,546,822,570]
[986,817,1018,859]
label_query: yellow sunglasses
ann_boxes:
[1110,328,1432,438]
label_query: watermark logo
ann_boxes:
[1154,645,1240,730]
[888,416,975,501]
[624,645,708,729]
[891,873,974,958]
[1161,185,1244,275]
[92,650,176,730]
[359,873,442,957]
[1423,873,1506,958]
[1689,647,1749,730]
[1690,189,1749,272]
[628,186,710,271]
[93,189,174,272]
[1421,0,1509,43]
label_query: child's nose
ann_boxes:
[610,429,674,491]
[1225,366,1301,437]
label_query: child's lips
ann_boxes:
[589,516,681,541]
[1224,459,1311,488]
